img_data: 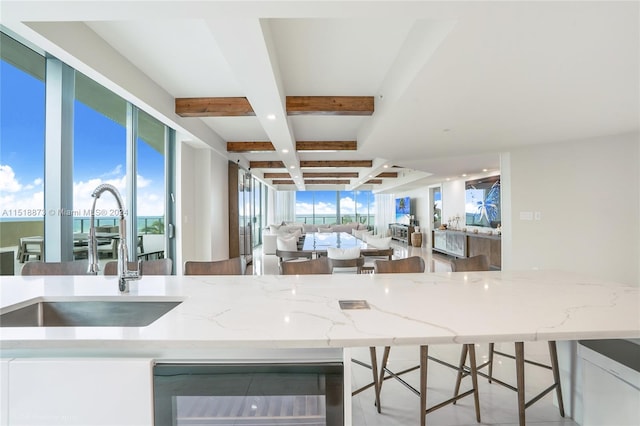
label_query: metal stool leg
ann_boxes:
[420,345,428,426]
[488,342,495,383]
[377,346,391,396]
[548,341,565,417]
[453,344,468,402]
[515,342,526,426]
[369,346,381,413]
[468,344,481,422]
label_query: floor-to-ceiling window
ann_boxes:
[73,71,127,236]
[295,190,375,228]
[136,110,166,258]
[252,177,262,247]
[0,33,46,272]
[0,31,175,273]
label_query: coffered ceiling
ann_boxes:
[2,1,638,193]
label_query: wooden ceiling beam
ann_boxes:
[296,141,357,151]
[377,172,398,178]
[300,160,373,168]
[303,172,359,178]
[250,161,285,169]
[272,180,295,185]
[365,179,383,184]
[263,172,291,178]
[286,96,374,116]
[175,97,254,117]
[305,180,351,185]
[227,141,275,152]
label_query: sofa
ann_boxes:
[261,222,368,255]
[262,223,305,255]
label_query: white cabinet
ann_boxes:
[432,230,466,257]
[1,359,9,426]
[7,358,153,426]
[579,340,640,426]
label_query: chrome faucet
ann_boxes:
[87,184,141,292]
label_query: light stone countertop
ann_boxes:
[1,270,638,358]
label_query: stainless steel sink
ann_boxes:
[0,299,182,327]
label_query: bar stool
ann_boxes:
[450,255,564,426]
[375,257,481,425]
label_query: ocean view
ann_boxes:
[0,216,164,234]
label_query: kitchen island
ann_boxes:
[1,271,639,425]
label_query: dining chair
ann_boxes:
[275,249,313,264]
[373,255,425,274]
[360,247,393,273]
[450,254,490,272]
[326,246,363,274]
[328,256,365,274]
[374,256,481,424]
[279,257,331,275]
[184,257,245,275]
[104,258,172,276]
[17,236,44,263]
[21,260,90,276]
[450,255,564,426]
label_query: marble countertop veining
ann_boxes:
[0,270,638,358]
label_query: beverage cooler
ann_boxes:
[153,361,344,425]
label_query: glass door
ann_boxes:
[154,363,344,425]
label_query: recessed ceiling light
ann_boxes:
[462,174,467,177]
[289,165,295,169]
[281,149,289,154]
[482,168,488,172]
[383,165,389,169]
[267,114,276,120]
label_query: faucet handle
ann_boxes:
[137,259,143,278]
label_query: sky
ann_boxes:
[0,60,164,219]
[295,190,375,217]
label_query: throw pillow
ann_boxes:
[366,235,392,249]
[277,235,298,251]
[327,246,361,260]
[269,224,282,233]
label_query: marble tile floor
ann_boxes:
[252,241,579,426]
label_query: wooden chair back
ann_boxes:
[361,247,393,260]
[450,255,490,272]
[184,257,245,275]
[328,256,365,274]
[275,249,313,263]
[104,258,173,276]
[280,257,332,275]
[21,260,90,276]
[373,256,425,274]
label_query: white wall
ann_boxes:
[398,132,639,288]
[178,141,229,272]
[505,132,639,286]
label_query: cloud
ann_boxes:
[0,165,162,219]
[0,165,22,192]
[0,190,44,214]
[73,174,161,218]
[101,164,123,177]
[295,193,376,218]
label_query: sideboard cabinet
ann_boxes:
[433,229,501,269]
[389,224,414,244]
